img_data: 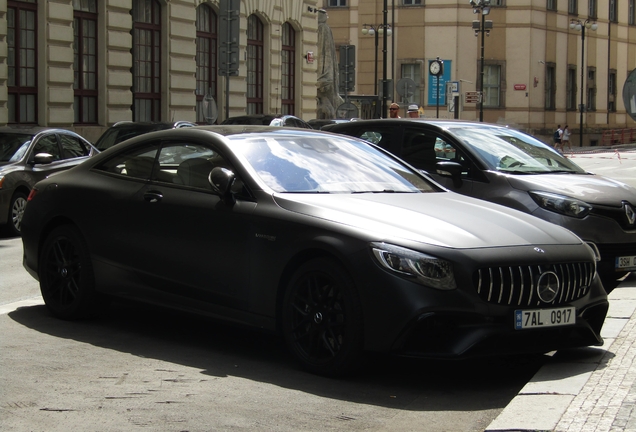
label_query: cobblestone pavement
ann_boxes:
[488,145,636,431]
[556,303,636,432]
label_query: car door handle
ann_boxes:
[144,191,163,203]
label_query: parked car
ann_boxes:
[21,126,608,376]
[94,121,197,151]
[221,114,313,129]
[0,126,99,236]
[322,119,636,291]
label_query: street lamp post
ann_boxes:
[470,0,492,122]
[570,18,597,147]
[362,20,392,117]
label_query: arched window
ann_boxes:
[247,15,264,114]
[281,22,295,115]
[73,0,98,124]
[8,0,37,124]
[132,0,161,121]
[196,4,218,124]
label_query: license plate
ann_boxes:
[616,255,636,270]
[514,307,575,330]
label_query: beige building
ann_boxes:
[1,0,636,145]
[0,0,322,141]
[326,0,636,145]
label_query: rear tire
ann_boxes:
[39,225,105,319]
[281,258,364,377]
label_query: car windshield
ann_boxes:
[0,133,33,162]
[449,125,586,174]
[230,133,436,193]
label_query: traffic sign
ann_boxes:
[465,91,481,104]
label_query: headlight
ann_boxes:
[529,191,592,218]
[371,242,456,290]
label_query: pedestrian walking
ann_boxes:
[407,104,420,118]
[553,125,563,151]
[562,125,572,152]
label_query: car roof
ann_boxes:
[109,121,196,130]
[323,118,510,130]
[221,115,277,125]
[0,126,82,135]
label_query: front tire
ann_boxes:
[39,225,104,320]
[282,258,364,377]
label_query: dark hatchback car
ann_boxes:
[94,121,196,151]
[22,126,608,376]
[0,126,99,236]
[323,119,636,291]
[221,114,313,129]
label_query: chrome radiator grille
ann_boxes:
[474,262,595,306]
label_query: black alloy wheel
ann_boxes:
[282,258,364,377]
[39,225,104,320]
[8,191,27,236]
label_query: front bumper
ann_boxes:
[392,299,608,359]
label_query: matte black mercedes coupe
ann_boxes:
[21,126,609,376]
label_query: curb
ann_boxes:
[486,282,636,432]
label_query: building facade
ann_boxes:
[0,0,321,141]
[326,0,636,145]
[1,0,636,145]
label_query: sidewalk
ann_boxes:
[486,274,636,432]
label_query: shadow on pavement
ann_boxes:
[8,300,552,413]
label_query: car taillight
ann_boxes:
[27,188,38,201]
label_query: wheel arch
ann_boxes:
[37,216,84,270]
[274,247,360,335]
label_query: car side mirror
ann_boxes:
[209,166,236,205]
[33,153,55,165]
[436,161,463,188]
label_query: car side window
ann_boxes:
[402,131,439,172]
[59,134,90,159]
[33,135,61,161]
[95,145,160,180]
[355,127,399,154]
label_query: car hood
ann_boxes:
[504,172,636,206]
[273,192,582,249]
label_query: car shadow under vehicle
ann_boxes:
[6,299,555,413]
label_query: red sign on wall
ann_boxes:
[514,84,527,90]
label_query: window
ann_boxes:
[327,0,347,6]
[547,0,557,10]
[247,15,264,115]
[403,0,422,5]
[33,135,62,161]
[483,64,501,108]
[60,134,91,159]
[568,0,578,14]
[545,64,556,110]
[609,70,617,112]
[587,67,596,111]
[401,63,421,106]
[588,0,597,18]
[567,66,577,111]
[631,0,636,25]
[610,0,618,22]
[73,0,98,124]
[195,4,217,124]
[490,0,504,5]
[132,0,162,122]
[280,23,296,116]
[8,0,37,124]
